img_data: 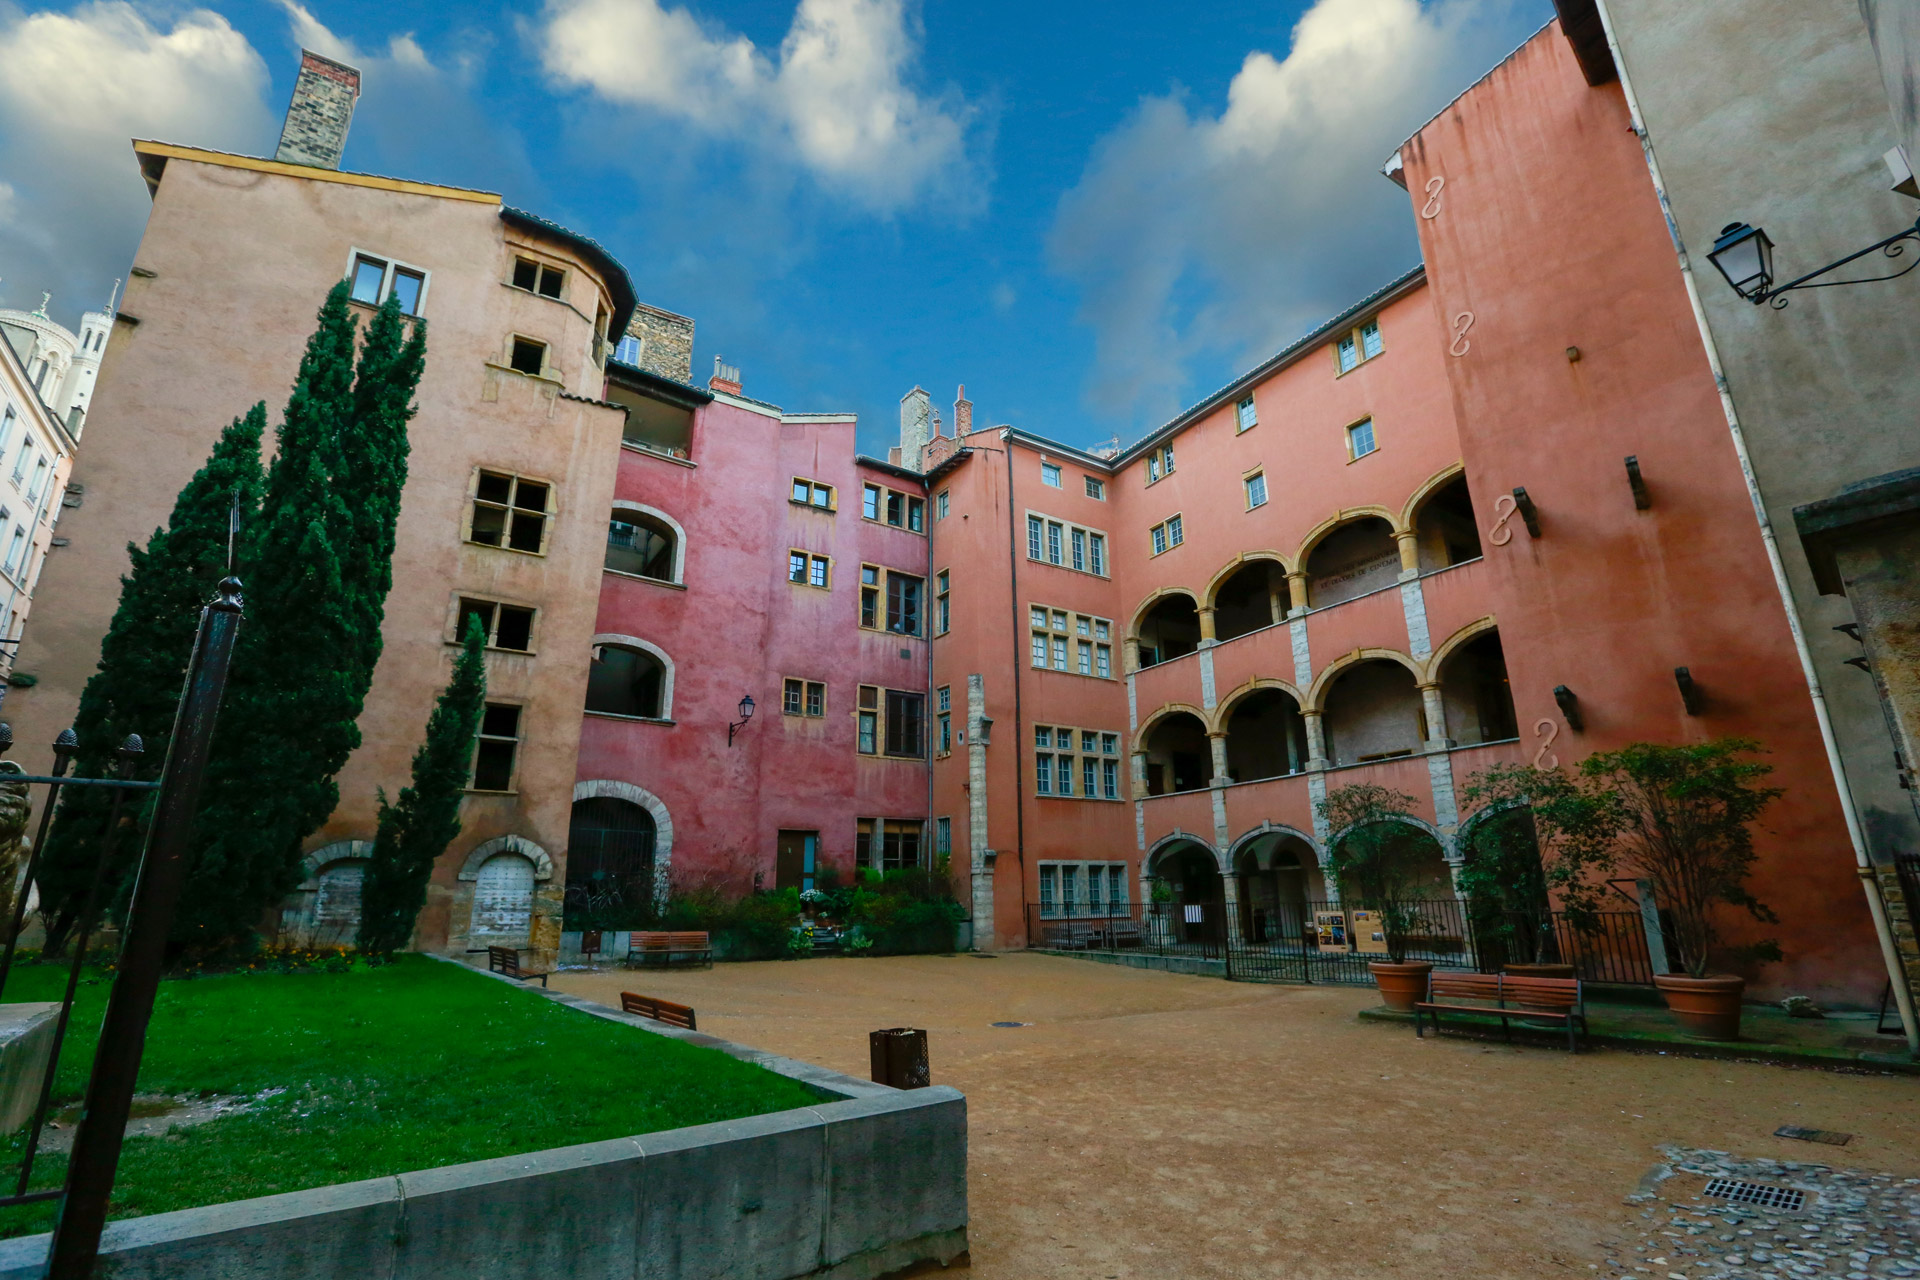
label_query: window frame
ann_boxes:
[1148,514,1185,557]
[1347,417,1379,461]
[1083,475,1105,500]
[469,700,524,793]
[1022,509,1110,579]
[1244,469,1268,510]
[782,677,828,718]
[1143,443,1175,485]
[935,569,951,636]
[858,685,926,759]
[860,564,925,636]
[788,549,832,590]
[452,595,539,653]
[466,468,555,557]
[1040,461,1062,488]
[861,481,926,534]
[789,477,836,511]
[1030,604,1116,680]
[344,247,431,316]
[1334,317,1383,375]
[507,334,549,378]
[509,255,567,301]
[1031,726,1126,801]
[1236,395,1258,433]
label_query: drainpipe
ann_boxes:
[1001,434,1029,931]
[925,467,935,883]
[1592,0,1918,1051]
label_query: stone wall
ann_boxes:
[1878,867,1920,1016]
[274,51,360,170]
[624,304,694,384]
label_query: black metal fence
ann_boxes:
[1026,893,1657,987]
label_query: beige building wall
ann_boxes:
[0,328,78,688]
[6,145,626,964]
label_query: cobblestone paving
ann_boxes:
[1596,1146,1920,1280]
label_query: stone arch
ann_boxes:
[1130,588,1203,667]
[1208,677,1306,734]
[1298,508,1406,608]
[1423,615,1500,682]
[1432,621,1518,747]
[1128,586,1202,637]
[458,834,555,882]
[1136,701,1209,741]
[574,779,674,900]
[1294,504,1404,571]
[297,838,373,888]
[1205,553,1295,642]
[1145,830,1225,876]
[1202,550,1294,608]
[1305,647,1423,713]
[609,500,687,584]
[1399,462,1468,531]
[588,633,675,719]
[1226,821,1321,866]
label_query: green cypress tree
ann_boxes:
[357,615,487,957]
[340,296,425,693]
[36,406,266,951]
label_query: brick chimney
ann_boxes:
[899,386,932,472]
[275,50,361,170]
[709,354,742,396]
[954,385,973,437]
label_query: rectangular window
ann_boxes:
[0,409,14,458]
[856,819,924,871]
[1056,756,1074,796]
[789,550,829,588]
[790,478,835,510]
[907,496,925,532]
[1336,317,1382,373]
[864,484,881,521]
[1348,418,1378,460]
[1083,757,1098,797]
[1027,514,1044,560]
[1084,476,1105,500]
[1040,866,1058,915]
[809,556,829,588]
[1103,758,1120,799]
[2,526,24,577]
[1245,471,1268,509]
[511,256,566,299]
[936,816,952,857]
[28,457,48,504]
[1109,865,1128,907]
[1147,454,1160,483]
[1051,636,1068,670]
[10,444,28,485]
[347,251,429,315]
[886,572,923,635]
[1035,752,1052,795]
[471,702,521,791]
[1162,444,1174,473]
[1337,333,1359,373]
[1096,645,1112,677]
[1102,732,1120,754]
[884,690,924,758]
[886,491,903,526]
[1031,604,1115,679]
[938,685,951,713]
[858,686,879,755]
[351,255,386,304]
[1031,633,1048,667]
[456,597,535,652]
[863,482,926,533]
[1041,462,1062,487]
[1151,515,1184,552]
[1071,527,1087,572]
[806,681,825,717]
[936,570,950,635]
[1046,521,1062,565]
[469,470,551,554]
[1236,395,1258,432]
[784,677,805,716]
[938,711,951,754]
[1077,641,1092,675]
[1089,533,1105,576]
[509,337,546,376]
[937,490,950,519]
[1169,514,1183,545]
[861,565,880,627]
[1151,524,1168,556]
[1361,319,1383,359]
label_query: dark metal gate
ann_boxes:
[563,797,657,930]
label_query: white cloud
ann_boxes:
[0,2,274,322]
[540,0,976,213]
[1049,0,1542,427]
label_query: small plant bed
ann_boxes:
[0,954,821,1238]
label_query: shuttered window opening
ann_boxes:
[313,862,366,929]
[471,853,536,942]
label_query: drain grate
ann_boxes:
[991,1021,1029,1028]
[1774,1125,1852,1146]
[1703,1178,1805,1212]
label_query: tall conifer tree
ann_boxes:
[357,616,487,957]
[175,284,426,949]
[36,406,266,951]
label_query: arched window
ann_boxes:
[586,643,667,718]
[565,797,657,927]
[1140,710,1210,795]
[1234,832,1324,941]
[606,509,677,582]
[1222,688,1309,782]
[1437,629,1517,745]
[1321,659,1423,766]
[312,860,367,932]
[1412,475,1482,571]
[1211,561,1289,642]
[470,853,536,944]
[1136,595,1201,667]
[1305,517,1399,607]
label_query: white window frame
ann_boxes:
[1245,470,1267,509]
[1348,418,1378,461]
[344,247,431,315]
[1040,461,1062,488]
[1084,476,1105,500]
[1236,395,1258,432]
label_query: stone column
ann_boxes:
[1394,529,1420,574]
[1302,710,1329,770]
[1286,571,1310,615]
[1131,750,1150,796]
[1123,636,1141,675]
[1268,576,1287,626]
[967,674,996,951]
[1208,731,1231,786]
[1219,869,1244,948]
[1419,682,1452,749]
[1197,606,1217,646]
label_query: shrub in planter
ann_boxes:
[1317,784,1438,1010]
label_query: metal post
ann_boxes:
[1636,878,1671,977]
[43,579,241,1280]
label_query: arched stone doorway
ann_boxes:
[564,797,658,929]
[1321,659,1424,765]
[1136,595,1201,667]
[1233,831,1324,944]
[1147,838,1223,946]
[1222,687,1309,782]
[1140,710,1211,795]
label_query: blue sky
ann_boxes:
[0,0,1550,455]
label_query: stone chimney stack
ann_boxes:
[899,386,932,471]
[954,385,973,437]
[275,50,361,170]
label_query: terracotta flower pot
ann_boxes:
[1369,961,1434,1012]
[1654,973,1746,1040]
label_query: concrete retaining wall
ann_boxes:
[0,967,967,1279]
[0,1003,58,1133]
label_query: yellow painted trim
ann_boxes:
[133,140,502,205]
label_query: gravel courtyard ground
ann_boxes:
[551,954,1918,1280]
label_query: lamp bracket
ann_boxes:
[1753,215,1920,309]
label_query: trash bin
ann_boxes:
[868,1027,930,1089]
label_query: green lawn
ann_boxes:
[0,956,821,1237]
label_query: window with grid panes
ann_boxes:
[884,689,924,757]
[936,816,951,856]
[1149,514,1184,555]
[936,570,950,635]
[456,597,535,652]
[860,566,880,626]
[1027,514,1043,560]
[790,478,834,509]
[937,684,951,754]
[469,471,551,554]
[1245,471,1267,509]
[1071,527,1086,571]
[1348,418,1378,459]
[886,572,923,635]
[1041,462,1062,487]
[1336,317,1383,373]
[1236,395,1258,432]
[1084,476,1105,500]
[471,703,522,791]
[788,550,829,588]
[1046,521,1062,564]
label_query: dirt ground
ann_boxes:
[551,954,1919,1280]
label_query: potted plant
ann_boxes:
[1318,784,1440,1011]
[1585,739,1783,1039]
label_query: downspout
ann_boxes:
[1592,0,1918,1050]
[1001,434,1029,932]
[924,467,936,880]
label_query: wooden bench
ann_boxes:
[487,945,550,987]
[625,930,713,968]
[1414,972,1587,1053]
[621,991,697,1030]
[1090,920,1146,949]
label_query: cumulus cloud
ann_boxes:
[1049,0,1543,428]
[540,0,977,213]
[0,2,274,323]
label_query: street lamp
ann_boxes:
[727,694,755,746]
[1707,216,1920,308]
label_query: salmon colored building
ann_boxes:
[6,26,1905,1008]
